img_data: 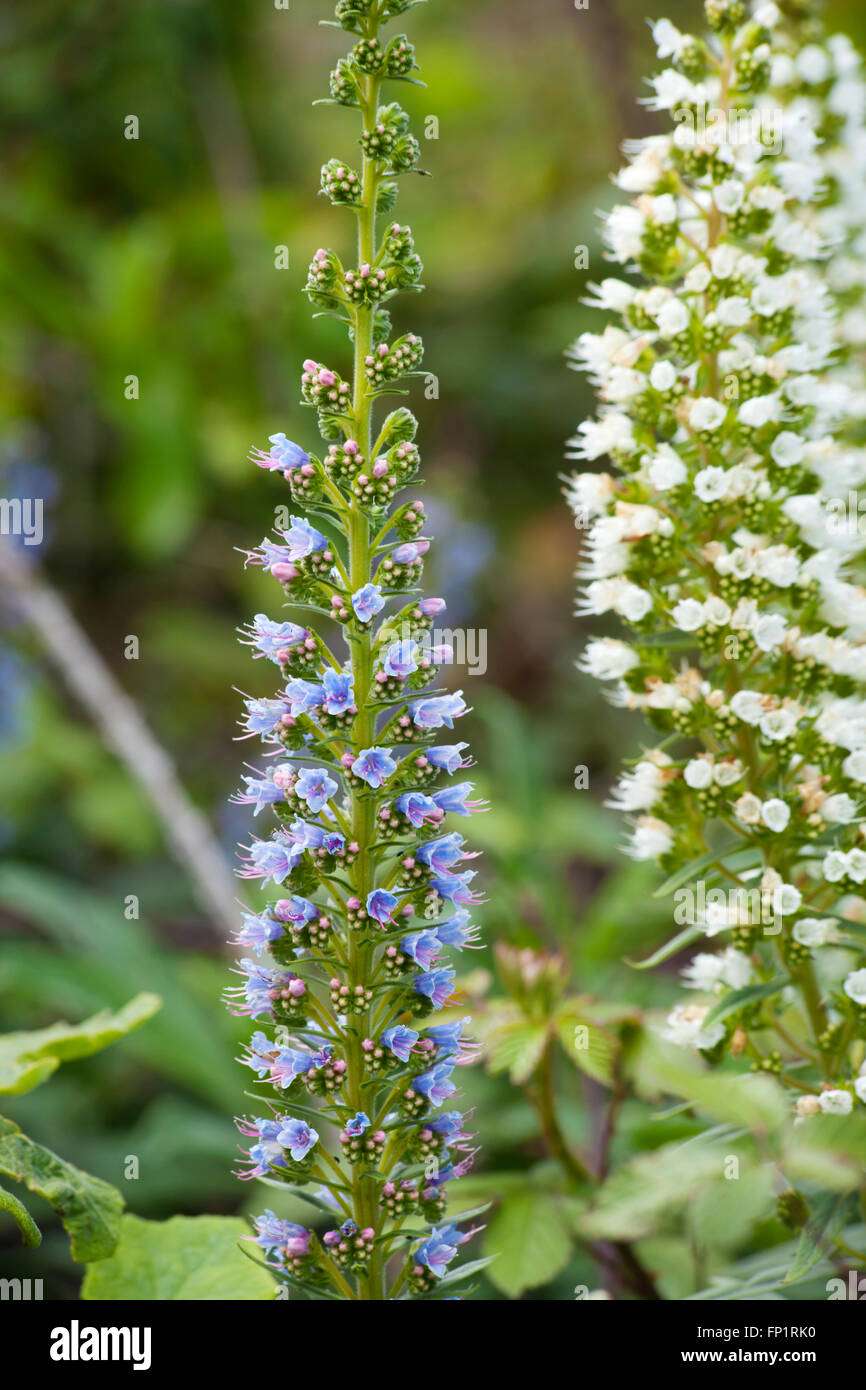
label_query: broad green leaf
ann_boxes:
[484,1191,572,1297]
[81,1214,277,1300]
[555,1004,616,1084]
[578,1141,726,1241]
[0,1117,123,1262]
[485,1019,549,1084]
[701,977,789,1031]
[0,1180,41,1248]
[0,992,161,1095]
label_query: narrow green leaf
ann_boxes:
[702,977,790,1030]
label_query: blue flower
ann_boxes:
[414,967,455,1009]
[417,832,471,875]
[426,743,471,774]
[367,888,399,924]
[241,696,289,736]
[431,782,487,817]
[395,792,441,827]
[381,1024,418,1062]
[414,1224,467,1278]
[240,615,308,663]
[233,909,283,955]
[434,909,481,950]
[351,746,397,788]
[410,691,469,730]
[351,583,385,623]
[284,516,328,560]
[296,766,338,813]
[382,640,418,679]
[401,929,441,971]
[344,1111,370,1137]
[269,435,311,471]
[285,678,325,717]
[425,1017,473,1056]
[238,836,302,886]
[321,669,355,715]
[413,1061,458,1106]
[249,1209,312,1258]
[277,1117,319,1162]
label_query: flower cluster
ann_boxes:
[230,0,482,1301]
[569,1,866,1131]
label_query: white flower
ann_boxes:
[645,69,702,113]
[607,760,666,812]
[661,1003,725,1050]
[773,883,802,915]
[759,706,799,741]
[761,798,790,832]
[818,1089,853,1116]
[645,444,687,491]
[714,759,743,787]
[681,948,751,992]
[714,179,746,215]
[821,793,857,824]
[578,638,638,681]
[842,749,866,783]
[689,398,727,432]
[625,815,673,860]
[693,466,729,502]
[751,612,787,652]
[671,598,705,631]
[842,968,866,1006]
[651,18,685,61]
[770,430,804,467]
[793,917,840,948]
[683,758,713,789]
[716,296,752,327]
[605,205,646,262]
[710,245,738,280]
[649,360,677,392]
[730,690,765,725]
[823,849,850,883]
[734,793,763,825]
[739,393,782,428]
[855,1076,866,1105]
[656,299,690,337]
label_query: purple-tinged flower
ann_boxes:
[240,695,290,737]
[383,640,418,679]
[285,678,326,717]
[352,746,397,788]
[248,1209,312,1259]
[321,669,356,715]
[296,766,338,813]
[392,542,422,566]
[401,928,441,971]
[237,836,302,886]
[236,1117,290,1178]
[418,598,446,617]
[417,832,475,875]
[233,769,286,815]
[367,888,399,924]
[352,583,386,623]
[413,1061,458,1106]
[430,783,488,817]
[226,958,294,1018]
[277,1117,319,1162]
[233,909,284,955]
[284,516,328,561]
[410,691,469,730]
[425,1017,477,1059]
[243,538,298,575]
[269,1046,322,1088]
[413,1224,476,1277]
[430,870,482,906]
[434,909,481,951]
[426,743,471,774]
[382,1024,419,1062]
[414,967,455,1009]
[289,819,346,857]
[428,1111,471,1144]
[344,1111,370,1137]
[240,615,308,663]
[395,791,442,827]
[274,895,319,926]
[251,435,311,473]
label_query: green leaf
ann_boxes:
[579,1141,726,1241]
[0,1180,41,1248]
[0,1117,123,1262]
[485,1019,549,1084]
[625,923,702,970]
[701,977,789,1031]
[0,992,161,1095]
[81,1214,277,1300]
[483,1192,572,1296]
[651,842,755,898]
[555,1004,616,1084]
[783,1194,850,1285]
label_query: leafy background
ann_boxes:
[1,0,864,1298]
